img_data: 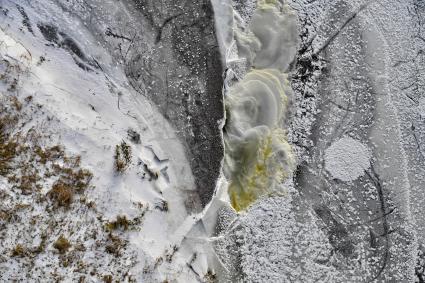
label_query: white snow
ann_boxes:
[0,1,213,281]
[324,137,371,182]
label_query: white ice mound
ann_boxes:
[325,137,371,182]
[226,69,290,130]
[235,1,298,71]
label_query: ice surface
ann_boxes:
[215,0,425,281]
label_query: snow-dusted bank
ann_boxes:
[0,0,223,281]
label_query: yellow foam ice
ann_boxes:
[257,0,278,9]
[227,129,294,211]
[224,69,295,211]
[224,2,298,212]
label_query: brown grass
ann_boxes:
[11,96,22,111]
[1,96,92,207]
[114,141,132,173]
[11,244,27,257]
[0,112,19,176]
[35,145,64,164]
[48,182,74,207]
[18,171,41,194]
[105,233,125,256]
[102,275,113,283]
[204,269,217,283]
[48,158,92,208]
[53,235,71,254]
[105,215,130,231]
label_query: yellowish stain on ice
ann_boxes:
[224,1,298,211]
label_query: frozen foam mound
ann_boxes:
[222,1,298,211]
[224,69,295,211]
[235,0,298,71]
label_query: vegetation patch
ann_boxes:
[48,182,74,207]
[0,38,139,282]
[105,215,131,231]
[114,140,132,173]
[53,235,71,254]
[105,233,126,256]
[11,244,28,257]
[1,95,92,208]
[105,212,145,232]
[204,269,218,283]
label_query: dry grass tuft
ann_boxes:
[53,235,71,254]
[105,215,130,231]
[11,244,27,257]
[102,275,113,283]
[204,269,218,283]
[48,164,92,208]
[0,111,19,176]
[105,233,125,256]
[48,182,74,207]
[114,141,132,173]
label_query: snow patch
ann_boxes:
[324,137,371,181]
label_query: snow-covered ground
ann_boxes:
[0,1,221,281]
